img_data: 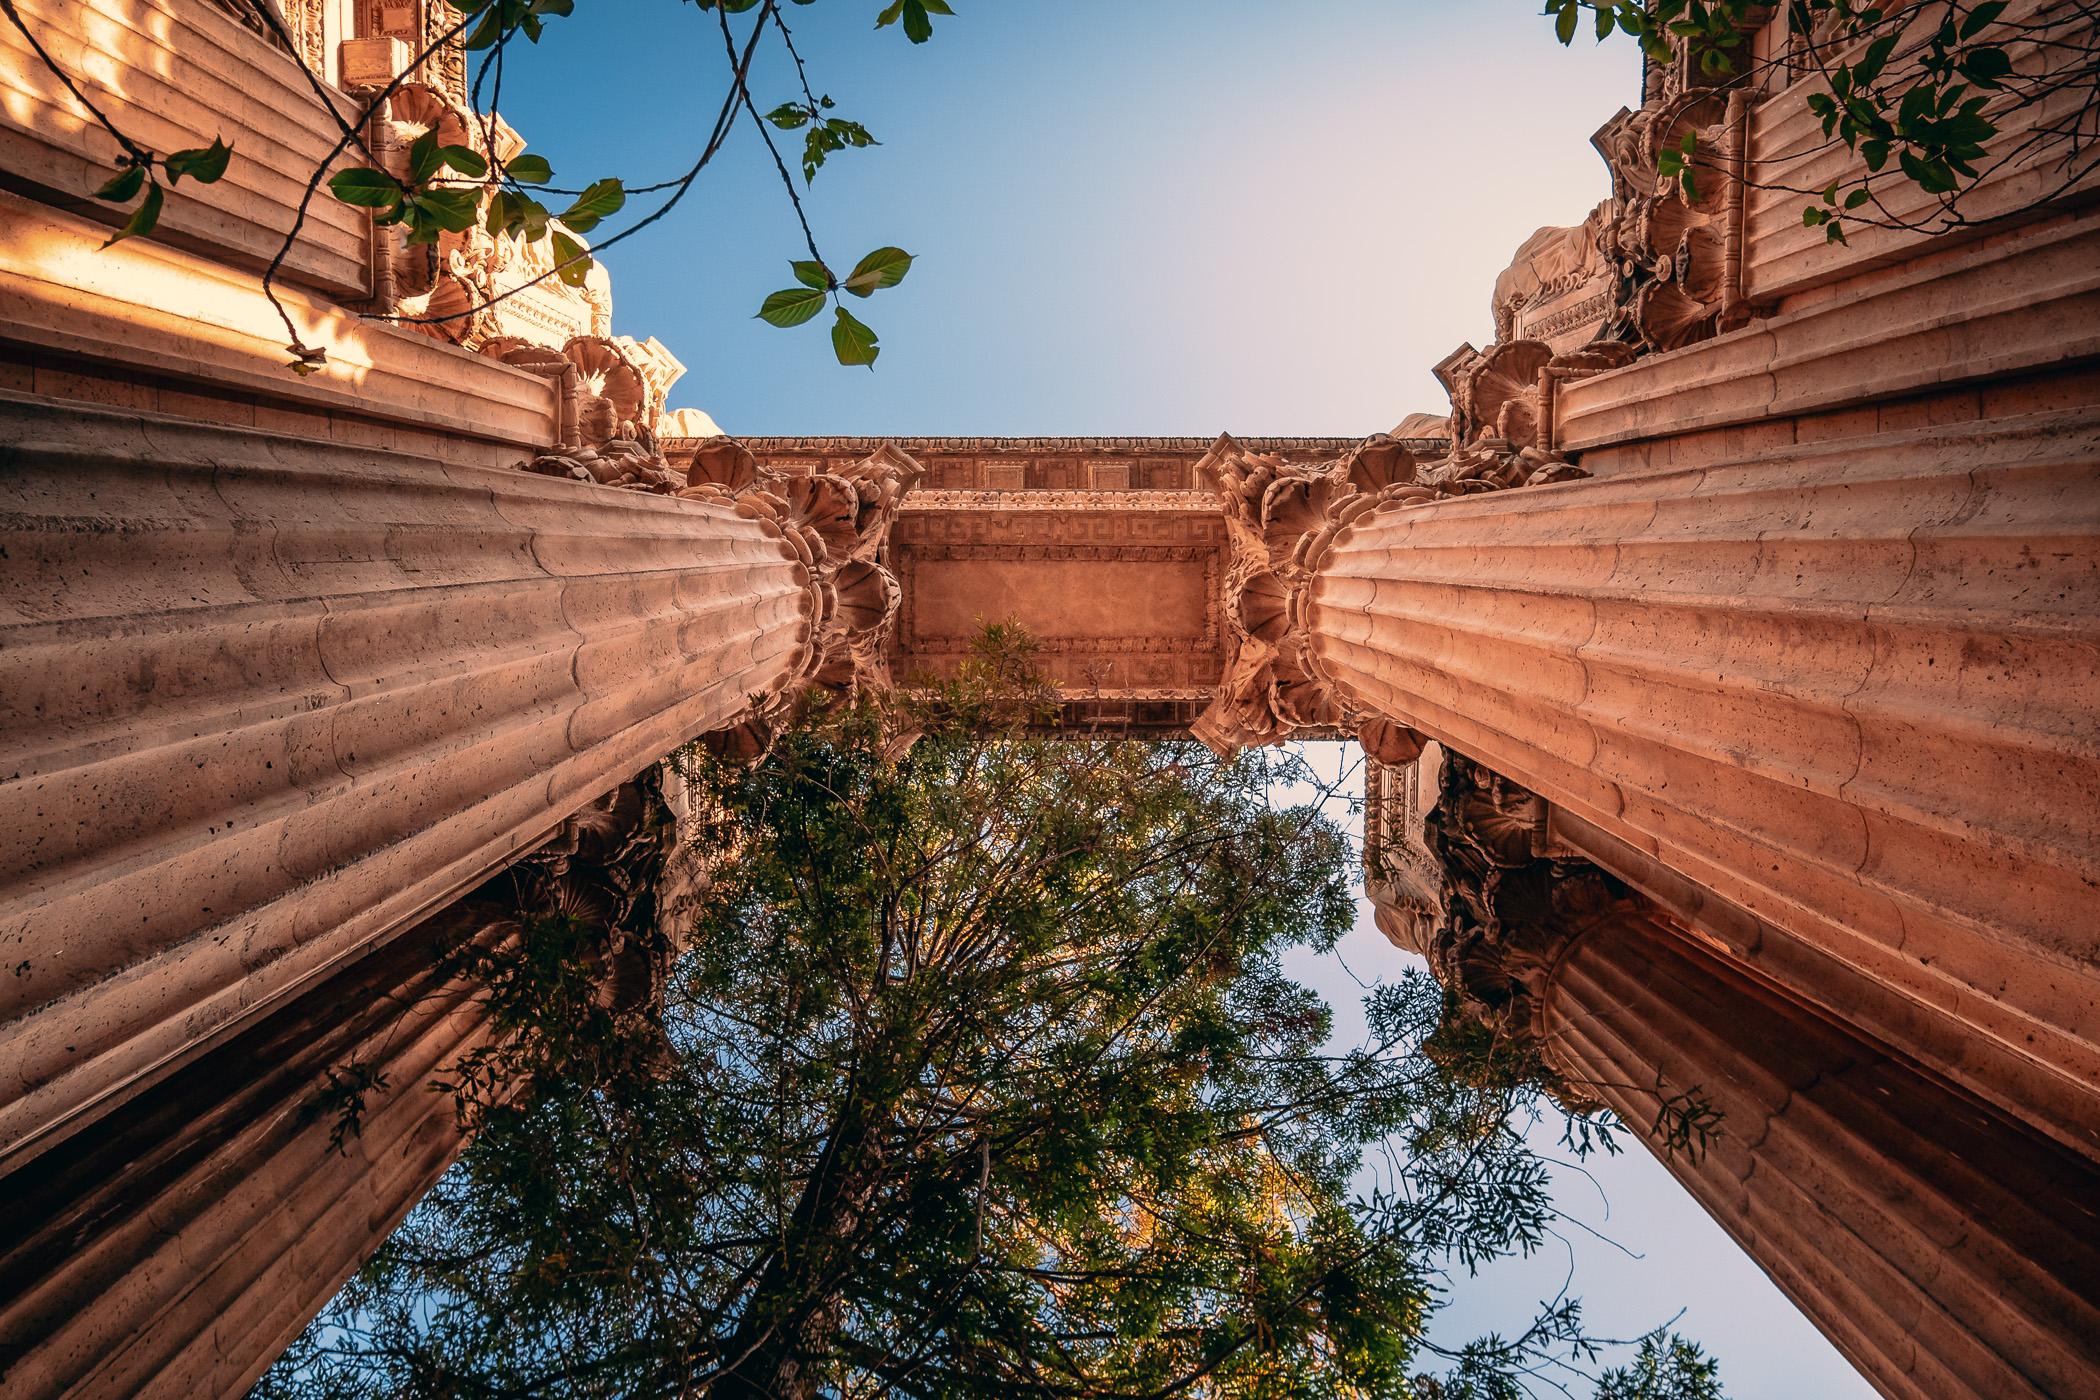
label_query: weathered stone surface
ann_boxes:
[0,0,370,294]
[0,902,501,1400]
[1304,406,2100,1161]
[0,393,822,1174]
[0,189,560,448]
[1542,913,2100,1400]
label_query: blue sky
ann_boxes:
[499,4,1879,1393]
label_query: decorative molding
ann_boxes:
[738,436,1367,455]
[902,489,1217,512]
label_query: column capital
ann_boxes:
[682,440,926,761]
[1190,428,1587,759]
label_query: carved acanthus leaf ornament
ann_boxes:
[672,439,925,762]
[1407,749,1656,1103]
[1193,425,1592,759]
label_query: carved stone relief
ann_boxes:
[1192,429,1588,758]
[668,439,925,760]
[1403,747,1647,1091]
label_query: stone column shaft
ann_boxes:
[0,394,822,1173]
[1543,914,2100,1400]
[0,904,504,1400]
[1304,407,2100,1160]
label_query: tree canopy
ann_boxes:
[256,631,1724,1400]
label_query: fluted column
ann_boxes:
[1540,910,2100,1400]
[0,901,507,1400]
[0,763,702,1400]
[1301,407,2100,1162]
[0,393,835,1174]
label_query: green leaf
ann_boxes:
[791,260,831,290]
[1844,187,1871,209]
[485,188,518,237]
[840,245,913,297]
[1594,4,1615,40]
[1853,33,1899,85]
[505,154,554,185]
[902,0,933,42]
[463,3,504,49]
[756,286,829,327]
[550,229,593,288]
[439,145,489,179]
[1861,139,1890,170]
[766,102,812,130]
[832,306,880,367]
[328,166,404,208]
[92,164,145,203]
[1958,46,2011,87]
[163,138,231,185]
[559,177,625,233]
[414,187,483,232]
[407,130,442,185]
[100,179,162,248]
[1960,1,2007,39]
[1802,205,1827,225]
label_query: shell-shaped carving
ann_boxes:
[1633,279,1716,353]
[400,272,483,345]
[686,437,760,491]
[1268,653,1341,729]
[563,336,649,427]
[1259,471,1353,573]
[773,474,863,566]
[833,558,900,635]
[1642,91,1727,173]
[1456,792,1542,865]
[387,83,474,160]
[1463,340,1552,444]
[1238,569,1293,647]
[1341,435,1416,494]
[1638,195,1711,267]
[1675,223,1728,308]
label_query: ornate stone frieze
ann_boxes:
[902,489,1219,512]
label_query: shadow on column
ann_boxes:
[1544,911,2100,1400]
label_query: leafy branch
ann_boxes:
[1543,0,2095,247]
[755,246,915,368]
